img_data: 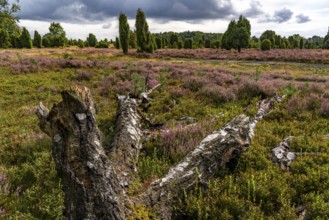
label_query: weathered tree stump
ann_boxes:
[37,86,282,219]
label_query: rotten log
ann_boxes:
[37,86,282,219]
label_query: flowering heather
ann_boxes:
[134,49,329,64]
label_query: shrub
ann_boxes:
[96,40,109,48]
[261,39,271,51]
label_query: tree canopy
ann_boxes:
[221,15,251,52]
[135,8,154,53]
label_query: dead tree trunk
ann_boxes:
[140,95,283,219]
[37,86,282,219]
[37,86,125,220]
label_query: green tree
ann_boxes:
[184,38,193,49]
[43,22,66,47]
[260,30,276,47]
[260,39,271,51]
[155,37,162,49]
[0,0,20,44]
[129,30,137,49]
[299,38,304,49]
[205,39,211,48]
[135,8,153,53]
[20,27,32,48]
[222,15,251,52]
[119,12,130,54]
[115,36,120,49]
[33,30,42,48]
[323,31,329,49]
[86,33,97,47]
[77,39,85,48]
[0,28,11,48]
[169,33,180,48]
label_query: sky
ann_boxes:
[16,0,329,40]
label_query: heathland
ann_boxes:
[0,47,328,219]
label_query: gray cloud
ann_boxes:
[243,0,264,18]
[273,7,293,23]
[296,14,311,23]
[259,7,293,23]
[18,0,237,23]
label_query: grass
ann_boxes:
[0,48,328,219]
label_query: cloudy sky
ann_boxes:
[17,0,329,40]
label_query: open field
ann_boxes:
[0,48,329,219]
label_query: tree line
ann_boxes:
[1,0,329,52]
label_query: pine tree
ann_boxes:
[119,13,130,54]
[33,30,42,48]
[20,27,32,48]
[135,8,153,53]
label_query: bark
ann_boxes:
[140,95,283,219]
[271,137,297,171]
[37,86,282,219]
[37,86,125,220]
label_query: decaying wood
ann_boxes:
[37,86,125,220]
[271,137,297,171]
[140,95,283,219]
[37,86,282,219]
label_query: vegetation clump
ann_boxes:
[261,39,271,51]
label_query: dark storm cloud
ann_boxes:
[296,14,311,23]
[243,0,264,18]
[18,0,237,23]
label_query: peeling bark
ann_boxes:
[110,95,142,188]
[37,86,125,220]
[37,86,282,219]
[140,95,283,219]
[271,137,297,171]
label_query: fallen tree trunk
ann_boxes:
[37,86,282,219]
[140,95,283,219]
